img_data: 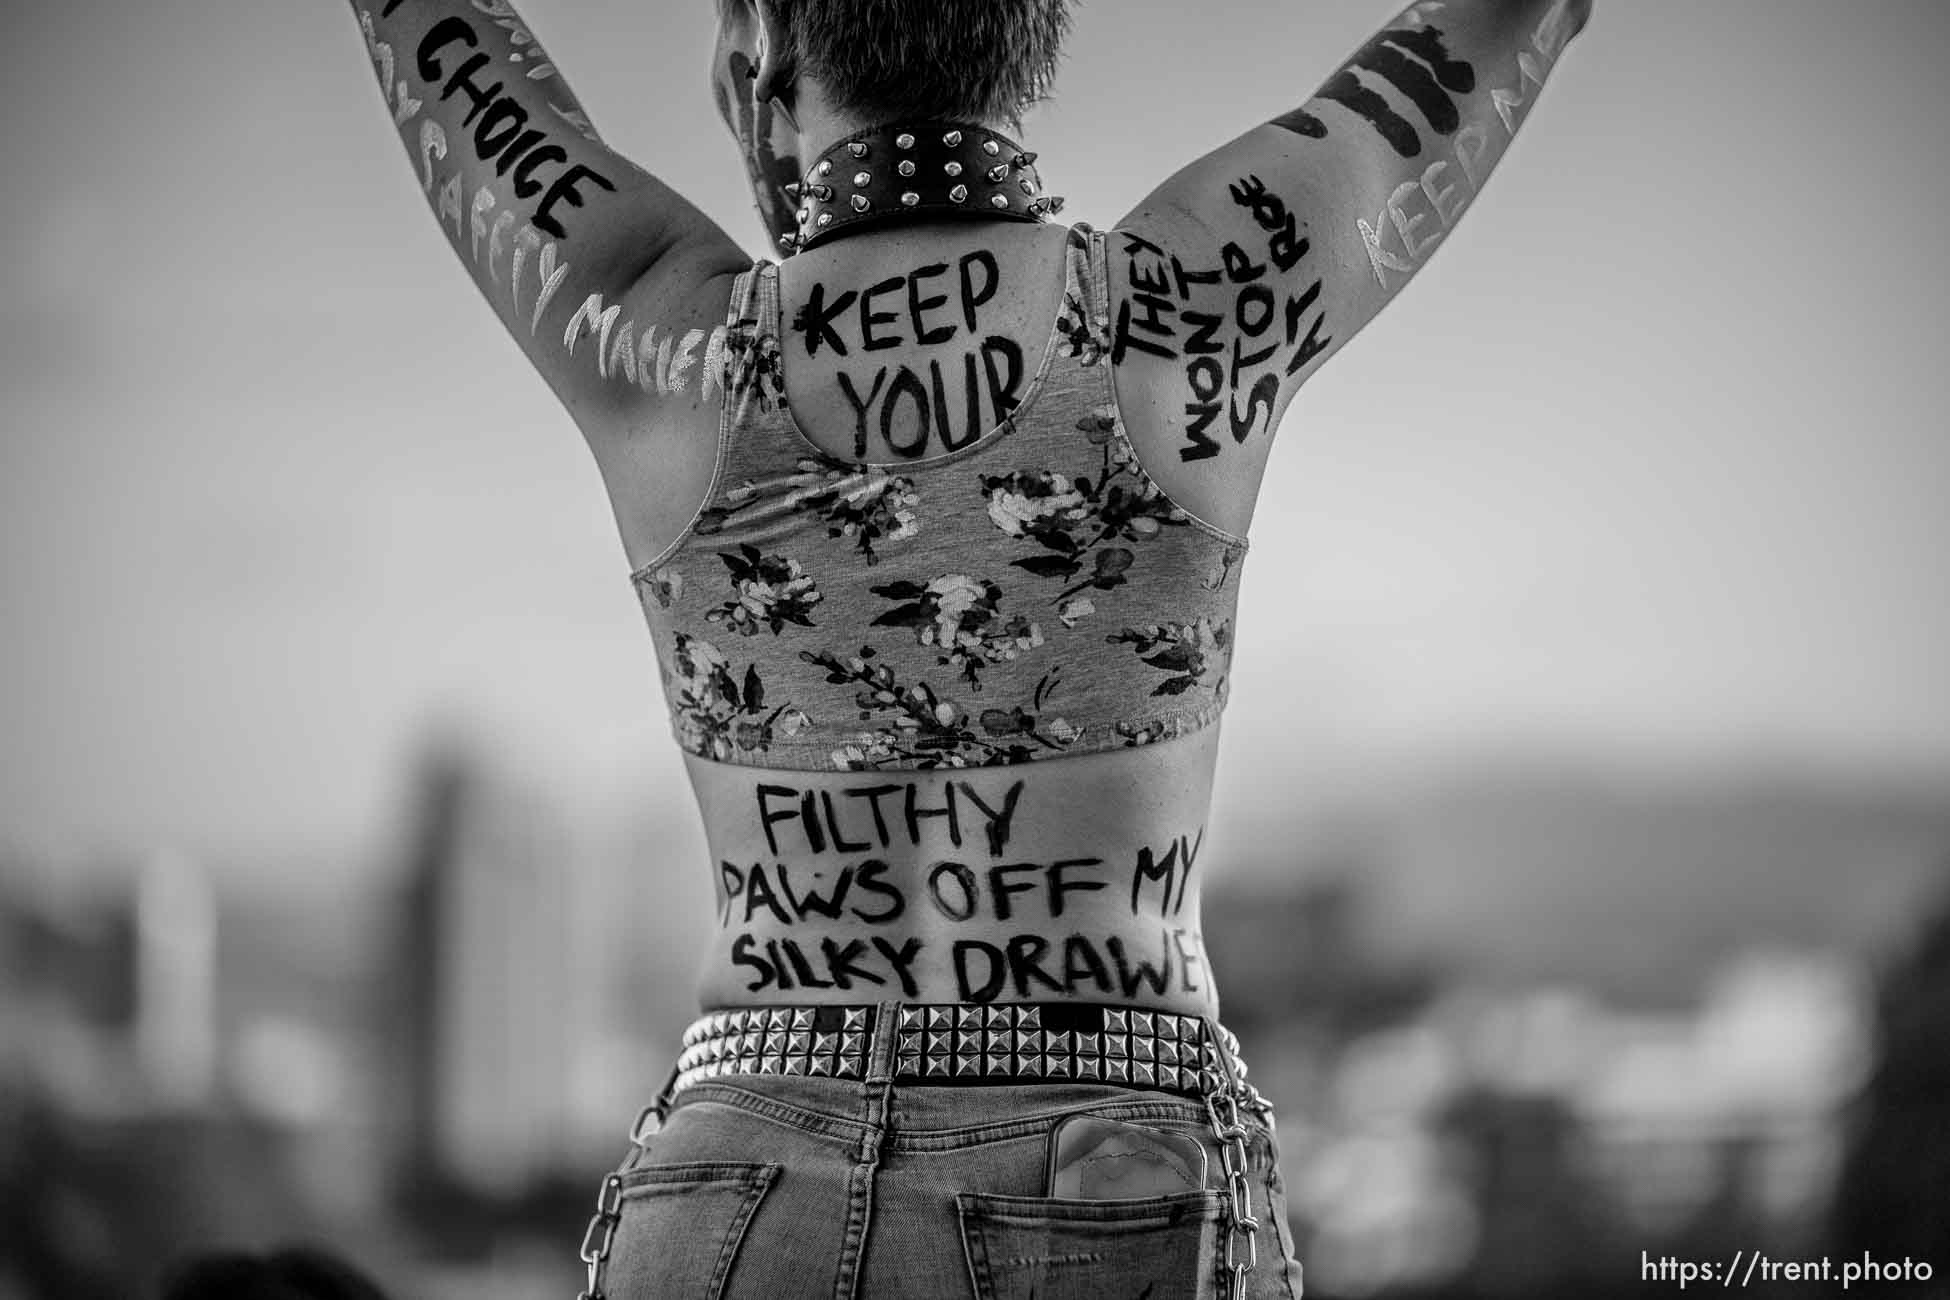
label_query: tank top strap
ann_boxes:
[1078,222,1112,330]
[707,258,793,473]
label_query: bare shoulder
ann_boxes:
[1101,194,1332,541]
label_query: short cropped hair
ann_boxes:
[744,0,1077,122]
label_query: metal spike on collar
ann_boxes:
[787,122,1057,255]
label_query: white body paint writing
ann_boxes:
[1357,0,1574,290]
[470,0,560,80]
[360,11,424,125]
[563,294,725,400]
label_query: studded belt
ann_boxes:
[668,1001,1251,1101]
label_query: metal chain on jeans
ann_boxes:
[1203,1025,1276,1300]
[576,1068,680,1300]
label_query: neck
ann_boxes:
[789,88,1027,176]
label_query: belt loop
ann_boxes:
[864,1000,903,1085]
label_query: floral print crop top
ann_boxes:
[630,224,1249,771]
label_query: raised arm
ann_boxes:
[1108,0,1593,532]
[344,0,747,412]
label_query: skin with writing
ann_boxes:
[693,767,1222,1015]
[1110,172,1331,464]
[1350,0,1585,291]
[789,249,1028,461]
[398,4,618,240]
[1273,18,1477,158]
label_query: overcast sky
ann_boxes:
[3,0,1945,873]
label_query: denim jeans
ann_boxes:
[582,1009,1306,1299]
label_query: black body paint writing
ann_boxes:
[1112,177,1330,463]
[731,932,925,996]
[1129,828,1202,917]
[923,859,1108,924]
[791,251,1023,460]
[1273,24,1477,160]
[952,926,1206,1002]
[754,779,1026,857]
[791,252,998,360]
[719,858,908,928]
[1231,177,1334,382]
[406,11,617,239]
[787,251,1021,459]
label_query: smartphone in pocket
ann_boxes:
[1046,1113,1210,1199]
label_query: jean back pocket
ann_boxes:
[603,1161,780,1300]
[956,1189,1223,1300]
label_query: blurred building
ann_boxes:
[385,736,696,1204]
[390,740,610,1197]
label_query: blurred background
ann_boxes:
[3,0,1948,1296]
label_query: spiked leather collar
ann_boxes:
[780,122,1064,256]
